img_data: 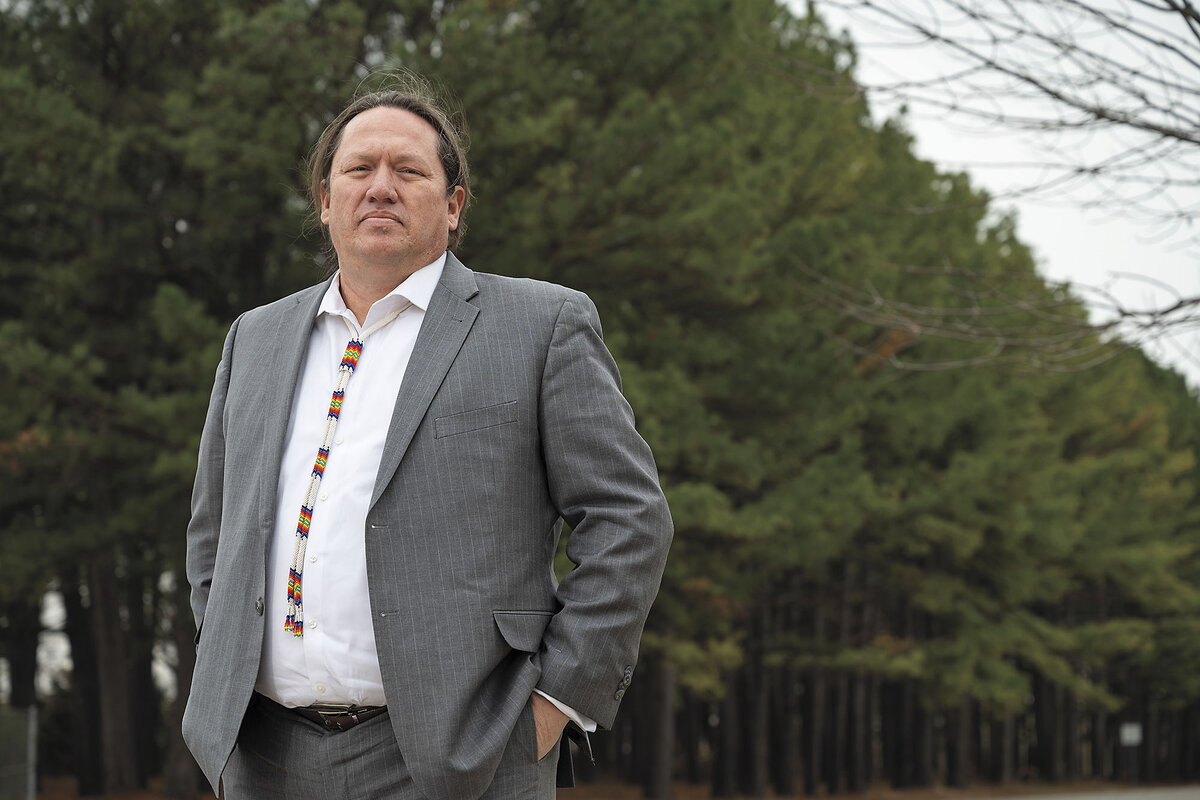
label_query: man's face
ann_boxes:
[321,107,465,276]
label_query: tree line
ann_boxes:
[1,1,1197,797]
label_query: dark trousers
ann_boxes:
[222,694,559,800]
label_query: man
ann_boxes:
[181,78,673,800]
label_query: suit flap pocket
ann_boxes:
[435,400,519,439]
[493,610,554,652]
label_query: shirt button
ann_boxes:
[334,437,343,445]
[319,493,328,501]
[316,684,326,694]
[309,621,318,629]
[309,555,318,563]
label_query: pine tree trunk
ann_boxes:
[89,557,141,792]
[946,697,970,788]
[868,675,882,786]
[629,670,652,789]
[829,564,851,794]
[646,656,675,800]
[1092,710,1109,778]
[59,570,103,796]
[712,673,740,799]
[881,682,901,787]
[1166,708,1182,783]
[1065,688,1081,781]
[770,573,801,798]
[848,672,868,792]
[990,716,1014,784]
[164,579,201,800]
[900,683,921,786]
[3,597,41,709]
[624,710,637,782]
[770,664,799,797]
[803,582,826,796]
[1053,683,1066,781]
[127,572,157,785]
[1114,712,1129,783]
[1183,704,1200,782]
[826,674,846,793]
[679,690,704,785]
[743,627,769,798]
[978,714,993,781]
[803,668,826,796]
[1020,711,1035,780]
[1033,674,1047,779]
[970,701,983,785]
[1033,673,1064,782]
[1065,690,1084,782]
[1144,701,1158,783]
[914,702,935,787]
[851,565,877,793]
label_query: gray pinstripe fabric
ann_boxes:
[223,695,557,800]
[183,254,672,800]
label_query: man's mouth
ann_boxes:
[362,211,402,224]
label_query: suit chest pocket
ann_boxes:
[434,400,519,438]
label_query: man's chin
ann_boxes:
[340,245,435,275]
[351,238,412,262]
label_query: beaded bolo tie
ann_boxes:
[284,303,410,636]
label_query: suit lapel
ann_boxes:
[370,253,480,509]
[257,281,329,530]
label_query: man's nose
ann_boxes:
[367,169,398,203]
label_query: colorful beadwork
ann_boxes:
[283,335,362,636]
[284,305,408,637]
[311,448,329,479]
[340,341,363,370]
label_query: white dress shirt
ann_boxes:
[257,256,443,707]
[256,254,594,731]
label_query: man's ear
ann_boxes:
[446,185,466,231]
[319,179,331,225]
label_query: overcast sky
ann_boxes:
[803,1,1200,389]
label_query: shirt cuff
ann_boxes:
[533,689,597,732]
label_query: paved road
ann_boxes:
[995,789,1200,800]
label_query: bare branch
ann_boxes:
[777,0,1200,373]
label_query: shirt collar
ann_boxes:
[317,253,447,329]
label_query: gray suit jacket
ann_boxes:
[181,254,673,799]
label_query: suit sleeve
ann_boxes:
[186,315,242,638]
[534,293,673,729]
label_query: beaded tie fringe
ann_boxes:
[284,305,408,637]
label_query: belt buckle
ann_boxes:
[310,703,371,731]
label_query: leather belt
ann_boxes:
[259,694,387,732]
[293,703,387,732]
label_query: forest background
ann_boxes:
[1,1,1199,798]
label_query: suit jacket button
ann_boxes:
[255,597,264,616]
[614,688,625,701]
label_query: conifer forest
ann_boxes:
[2,1,1199,797]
